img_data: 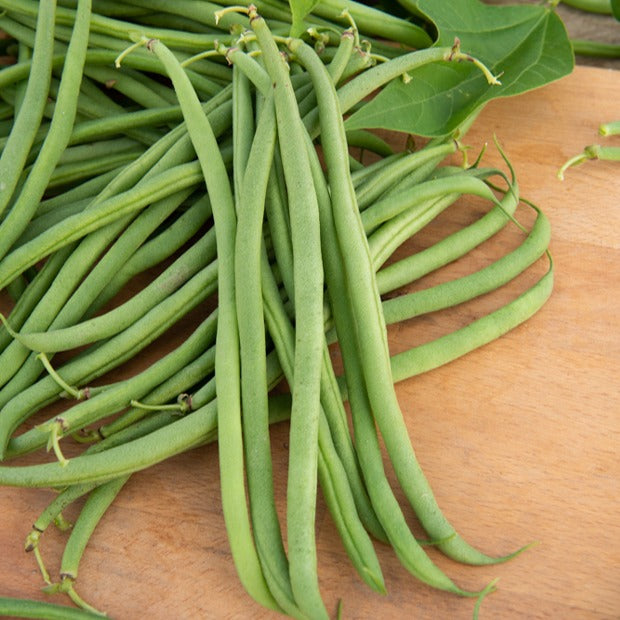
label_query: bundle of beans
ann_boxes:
[0,1,553,618]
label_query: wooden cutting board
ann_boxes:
[0,65,618,619]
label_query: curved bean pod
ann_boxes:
[251,11,328,617]
[290,35,508,577]
[0,0,92,260]
[0,596,103,619]
[145,35,281,613]
[0,0,56,218]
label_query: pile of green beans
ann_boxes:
[0,2,554,618]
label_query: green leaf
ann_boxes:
[344,0,574,137]
[289,0,320,37]
[611,0,620,20]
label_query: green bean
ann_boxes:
[0,186,196,394]
[232,65,255,202]
[311,0,433,48]
[301,140,388,544]
[11,78,156,154]
[2,265,219,459]
[236,91,304,616]
[327,27,355,84]
[572,37,620,58]
[558,143,620,179]
[355,141,457,209]
[229,55,290,601]
[350,151,406,187]
[15,198,100,248]
[56,72,165,145]
[302,143,390,544]
[264,152,294,298]
[227,40,387,545]
[289,37,475,596]
[89,194,212,314]
[0,596,104,619]
[344,129,394,157]
[83,63,176,109]
[362,173,500,234]
[561,0,612,14]
[0,0,56,219]
[0,192,205,391]
[0,43,227,96]
[144,35,281,613]
[54,137,138,166]
[366,163,510,274]
[346,325,472,592]
[49,475,128,616]
[261,258,388,595]
[36,168,122,216]
[136,10,221,33]
[375,180,520,294]
[294,28,357,117]
[389,258,554,384]
[382,155,469,202]
[98,344,216,437]
[0,391,289,487]
[45,148,144,190]
[184,347,286,424]
[0,0,233,52]
[25,411,186,568]
[218,43,272,94]
[289,36,504,588]
[251,11,328,617]
[0,0,92,261]
[0,245,551,488]
[5,277,28,304]
[257,220,387,594]
[0,248,75,353]
[65,106,187,146]
[381,208,551,323]
[370,193,460,269]
[0,160,202,291]
[313,181,471,593]
[13,40,32,111]
[230,21,386,602]
[127,0,254,31]
[600,120,620,136]
[8,225,215,353]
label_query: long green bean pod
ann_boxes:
[250,10,328,618]
[144,36,281,613]
[288,35,508,578]
[0,0,92,260]
[0,0,56,218]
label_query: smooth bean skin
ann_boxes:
[234,91,305,616]
[290,37,479,597]
[0,161,204,291]
[0,0,92,261]
[375,180,520,294]
[8,224,215,352]
[0,260,218,459]
[251,12,327,618]
[0,0,56,218]
[5,298,218,459]
[0,596,103,619]
[146,36,281,614]
[382,208,551,323]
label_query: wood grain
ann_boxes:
[0,66,619,619]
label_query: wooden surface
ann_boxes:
[1,65,619,619]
